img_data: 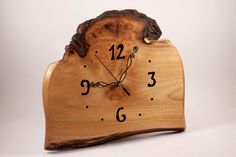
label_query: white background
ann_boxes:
[0,0,236,156]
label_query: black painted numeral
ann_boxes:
[116,107,126,122]
[147,72,156,87]
[109,44,125,60]
[109,44,115,60]
[116,44,125,60]
[80,79,90,95]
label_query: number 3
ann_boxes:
[147,72,156,87]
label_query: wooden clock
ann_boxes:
[43,9,185,150]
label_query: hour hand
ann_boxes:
[121,85,130,96]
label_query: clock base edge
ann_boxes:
[44,127,185,150]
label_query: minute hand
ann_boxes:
[94,54,130,96]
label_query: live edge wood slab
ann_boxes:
[42,9,186,150]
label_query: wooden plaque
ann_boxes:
[43,9,185,150]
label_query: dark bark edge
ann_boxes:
[65,9,162,57]
[45,127,184,150]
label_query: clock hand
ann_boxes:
[94,54,119,83]
[119,46,138,83]
[94,54,130,96]
[121,85,130,96]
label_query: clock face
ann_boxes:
[44,10,185,149]
[48,39,184,141]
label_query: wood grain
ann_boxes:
[43,9,185,150]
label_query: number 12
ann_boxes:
[109,44,125,60]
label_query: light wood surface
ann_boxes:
[42,10,185,150]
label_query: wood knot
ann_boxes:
[106,85,130,100]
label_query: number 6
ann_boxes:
[116,107,126,122]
